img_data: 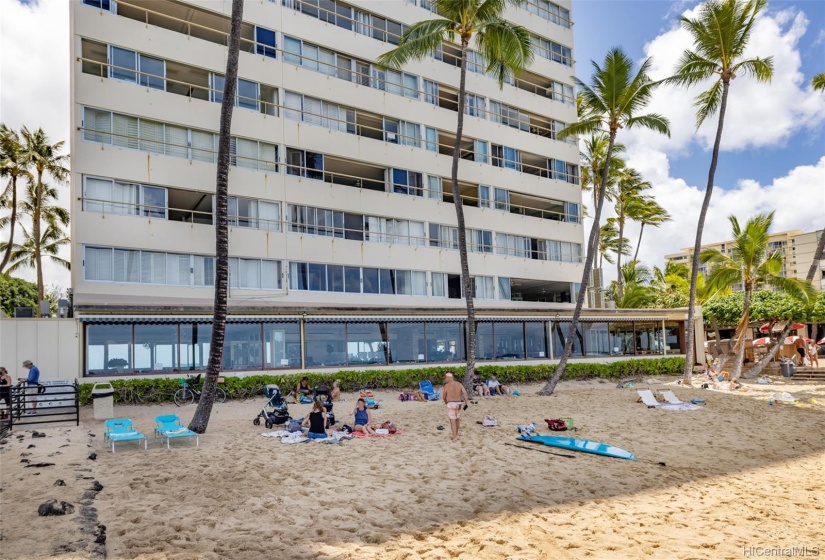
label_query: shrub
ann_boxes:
[78,357,684,406]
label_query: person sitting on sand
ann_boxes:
[472,374,490,397]
[331,380,341,402]
[487,375,508,396]
[289,377,312,402]
[353,398,374,435]
[302,400,329,440]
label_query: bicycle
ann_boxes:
[173,374,227,406]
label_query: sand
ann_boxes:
[2,375,824,560]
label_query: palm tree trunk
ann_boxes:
[0,176,17,273]
[188,0,244,434]
[616,208,625,300]
[744,321,794,378]
[34,170,44,304]
[729,286,751,380]
[452,40,476,392]
[633,223,645,263]
[683,78,730,383]
[539,131,617,395]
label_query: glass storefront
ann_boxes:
[83,317,684,375]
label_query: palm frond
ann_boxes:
[377,18,454,69]
[625,114,671,136]
[732,56,774,82]
[693,78,724,129]
[557,116,605,139]
[476,20,533,86]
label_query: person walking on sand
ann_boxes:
[793,337,808,365]
[442,372,469,442]
[19,360,40,415]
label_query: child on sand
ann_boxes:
[353,398,374,435]
[331,380,341,402]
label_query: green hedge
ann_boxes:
[78,357,685,405]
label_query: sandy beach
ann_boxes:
[2,375,824,560]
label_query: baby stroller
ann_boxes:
[253,384,291,429]
[314,384,335,428]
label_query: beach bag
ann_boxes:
[545,418,568,432]
[482,415,497,427]
[299,395,313,404]
[286,419,303,433]
[380,421,397,434]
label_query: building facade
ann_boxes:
[666,229,824,292]
[69,0,691,377]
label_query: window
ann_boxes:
[465,94,486,117]
[564,202,580,224]
[425,127,438,152]
[283,35,302,65]
[83,177,167,219]
[84,247,114,281]
[549,81,575,105]
[231,138,278,172]
[286,148,324,179]
[496,233,530,257]
[474,140,489,164]
[255,26,277,58]
[426,175,442,200]
[524,0,571,28]
[550,159,579,184]
[498,277,511,300]
[230,258,282,289]
[400,121,421,147]
[83,107,112,144]
[194,256,214,286]
[424,80,438,105]
[108,47,165,90]
[466,50,485,74]
[364,217,425,246]
[494,188,509,211]
[431,272,446,297]
[478,185,490,208]
[531,35,573,67]
[473,276,494,299]
[492,145,520,171]
[390,168,423,197]
[287,204,344,238]
[429,223,458,249]
[114,249,140,283]
[237,79,260,111]
[83,0,113,10]
[471,229,493,253]
[228,197,281,231]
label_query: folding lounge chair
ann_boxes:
[660,391,686,405]
[154,414,199,449]
[419,380,441,401]
[104,418,147,453]
[637,390,701,411]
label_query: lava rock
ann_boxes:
[24,462,56,468]
[91,481,103,492]
[32,431,46,438]
[27,444,36,449]
[87,452,97,461]
[38,500,75,516]
[54,479,66,486]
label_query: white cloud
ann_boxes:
[0,0,70,289]
[591,4,825,285]
[631,5,825,154]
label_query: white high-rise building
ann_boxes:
[69,0,688,376]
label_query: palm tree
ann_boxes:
[701,212,813,380]
[611,168,650,300]
[0,223,70,280]
[0,125,30,274]
[597,219,630,270]
[20,127,69,303]
[378,0,533,388]
[188,0,244,434]
[538,48,669,396]
[813,72,825,91]
[669,0,773,383]
[631,196,671,262]
[579,134,626,213]
[608,260,653,308]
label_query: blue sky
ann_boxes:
[573,0,825,191]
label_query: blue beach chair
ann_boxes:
[419,380,441,401]
[104,418,147,453]
[154,414,199,449]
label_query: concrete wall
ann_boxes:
[0,318,81,381]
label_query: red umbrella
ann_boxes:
[819,337,825,345]
[760,322,805,333]
[785,336,813,344]
[752,337,771,346]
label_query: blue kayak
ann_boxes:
[517,434,636,460]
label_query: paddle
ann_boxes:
[504,442,576,459]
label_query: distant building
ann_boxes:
[665,229,824,291]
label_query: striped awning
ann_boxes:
[78,315,301,324]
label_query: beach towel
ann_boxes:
[352,430,405,438]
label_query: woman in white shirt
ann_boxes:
[487,375,509,396]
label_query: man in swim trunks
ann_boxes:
[442,372,469,442]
